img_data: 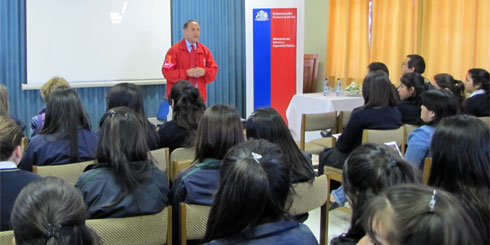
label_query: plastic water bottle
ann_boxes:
[323,78,329,96]
[336,78,341,96]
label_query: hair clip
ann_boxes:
[46,223,61,239]
[429,190,437,212]
[251,152,262,164]
[108,109,116,117]
[390,158,397,166]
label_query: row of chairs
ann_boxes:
[0,175,331,245]
[30,147,197,186]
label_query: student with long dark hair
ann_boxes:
[404,89,459,168]
[158,80,206,152]
[396,72,425,125]
[433,73,465,109]
[246,107,314,183]
[319,71,402,172]
[330,144,418,245]
[359,184,477,245]
[105,83,160,150]
[20,87,97,172]
[464,68,489,116]
[75,107,169,218]
[11,177,101,245]
[0,116,40,231]
[428,115,489,244]
[203,139,318,244]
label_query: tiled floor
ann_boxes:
[304,207,351,243]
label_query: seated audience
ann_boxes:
[400,54,434,90]
[158,80,205,152]
[463,68,489,116]
[0,84,25,131]
[359,184,478,245]
[246,107,315,222]
[19,87,97,171]
[396,72,425,125]
[319,71,402,172]
[105,83,160,150]
[433,73,465,110]
[170,104,244,243]
[75,107,169,218]
[203,139,318,245]
[170,104,244,205]
[404,90,459,168]
[367,62,389,75]
[330,144,418,245]
[30,76,69,137]
[428,115,489,244]
[0,116,40,231]
[11,177,101,245]
[246,107,314,183]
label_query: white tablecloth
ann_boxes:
[286,93,364,141]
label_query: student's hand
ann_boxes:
[194,67,206,77]
[186,68,197,77]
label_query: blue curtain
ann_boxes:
[0,0,166,136]
[1,0,246,137]
[171,0,246,116]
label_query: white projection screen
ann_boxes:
[26,0,171,86]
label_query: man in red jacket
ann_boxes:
[162,20,218,102]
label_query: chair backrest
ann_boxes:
[33,160,95,185]
[404,124,419,144]
[0,230,13,245]
[423,157,432,184]
[300,111,337,150]
[171,160,194,182]
[337,110,352,133]
[87,207,171,245]
[478,116,490,127]
[180,203,211,245]
[362,126,406,153]
[288,175,328,215]
[303,54,319,93]
[148,147,169,172]
[169,147,195,182]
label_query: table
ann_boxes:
[286,93,364,141]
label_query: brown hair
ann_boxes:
[0,115,23,161]
[0,84,9,115]
[40,76,69,102]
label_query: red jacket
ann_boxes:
[161,39,218,101]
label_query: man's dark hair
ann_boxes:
[367,62,390,76]
[183,19,200,29]
[407,54,426,74]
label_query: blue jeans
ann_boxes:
[332,185,347,206]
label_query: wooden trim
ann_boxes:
[167,206,172,245]
[32,165,38,174]
[300,114,307,151]
[423,157,432,184]
[165,148,171,184]
[179,203,187,245]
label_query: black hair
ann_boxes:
[194,104,244,162]
[362,71,398,108]
[40,86,91,163]
[406,54,426,74]
[363,184,478,245]
[331,144,419,244]
[420,89,459,125]
[105,83,158,149]
[433,73,465,107]
[468,68,490,95]
[428,115,489,244]
[246,107,314,183]
[97,107,152,196]
[399,72,426,104]
[183,19,200,29]
[11,177,102,245]
[0,115,23,161]
[367,62,390,76]
[203,139,290,243]
[169,80,206,146]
